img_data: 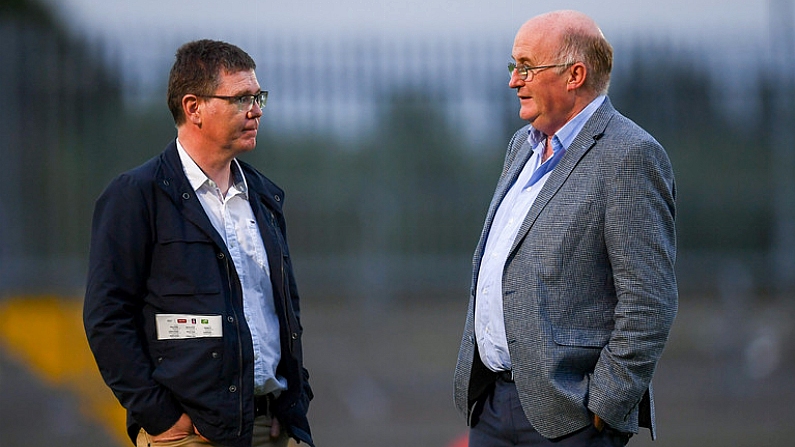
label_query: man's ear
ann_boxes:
[182,94,202,125]
[566,62,587,91]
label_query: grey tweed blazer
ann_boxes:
[453,97,678,440]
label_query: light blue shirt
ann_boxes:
[475,96,606,372]
[177,140,287,396]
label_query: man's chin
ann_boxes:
[232,142,257,155]
[518,107,537,123]
[242,137,258,149]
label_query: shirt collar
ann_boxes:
[176,138,249,197]
[527,95,606,151]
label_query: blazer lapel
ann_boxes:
[472,134,535,274]
[490,138,535,228]
[509,99,617,255]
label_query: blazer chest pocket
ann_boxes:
[152,224,221,296]
[552,326,610,348]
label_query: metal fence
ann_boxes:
[2,16,794,300]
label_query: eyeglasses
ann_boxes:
[198,90,268,112]
[508,62,571,81]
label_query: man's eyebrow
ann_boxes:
[223,88,260,97]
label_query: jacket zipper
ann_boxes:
[271,212,294,354]
[224,256,245,437]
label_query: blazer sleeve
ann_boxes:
[587,136,678,428]
[83,173,183,436]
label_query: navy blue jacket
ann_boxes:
[84,142,313,447]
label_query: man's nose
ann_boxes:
[508,70,524,89]
[248,102,263,118]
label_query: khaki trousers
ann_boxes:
[136,415,290,447]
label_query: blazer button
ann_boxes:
[217,252,225,259]
[227,316,234,323]
[182,192,190,200]
[228,385,237,393]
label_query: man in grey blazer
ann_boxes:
[453,10,677,447]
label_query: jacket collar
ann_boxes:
[154,141,287,244]
[157,140,283,209]
[508,97,617,255]
[152,141,226,248]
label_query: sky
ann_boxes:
[44,0,774,43]
[36,0,790,138]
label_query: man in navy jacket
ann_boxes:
[84,40,313,447]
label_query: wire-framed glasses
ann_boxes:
[508,62,571,81]
[198,90,268,112]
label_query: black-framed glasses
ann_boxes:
[508,62,571,81]
[198,90,268,112]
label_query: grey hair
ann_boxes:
[555,28,613,95]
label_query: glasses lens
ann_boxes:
[256,91,268,108]
[508,63,528,80]
[238,96,252,111]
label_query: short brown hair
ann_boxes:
[167,39,256,125]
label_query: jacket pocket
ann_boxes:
[552,326,610,348]
[152,225,222,296]
[150,337,226,405]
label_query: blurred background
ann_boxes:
[1,0,794,446]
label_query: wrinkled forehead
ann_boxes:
[512,23,560,64]
[216,69,260,93]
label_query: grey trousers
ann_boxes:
[468,378,631,447]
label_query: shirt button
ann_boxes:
[211,352,219,359]
[228,385,237,393]
[227,316,234,323]
[217,252,225,259]
[291,332,299,340]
